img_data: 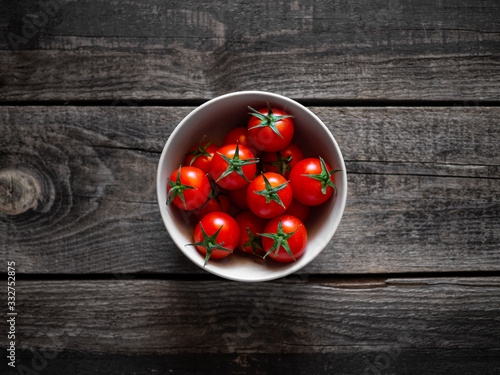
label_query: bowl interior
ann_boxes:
[157,91,347,282]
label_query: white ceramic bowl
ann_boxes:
[157,91,347,282]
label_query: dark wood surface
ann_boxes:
[9,277,500,374]
[1,106,499,275]
[1,0,500,101]
[1,1,499,374]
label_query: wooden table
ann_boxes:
[1,1,499,374]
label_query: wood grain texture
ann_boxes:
[6,350,500,375]
[0,0,499,101]
[2,278,499,374]
[1,1,498,373]
[0,106,498,274]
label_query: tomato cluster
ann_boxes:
[166,104,341,266]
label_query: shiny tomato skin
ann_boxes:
[261,215,307,262]
[228,186,250,210]
[235,211,268,253]
[211,144,257,190]
[261,142,304,178]
[289,158,335,206]
[223,127,260,156]
[167,166,210,210]
[248,107,294,152]
[192,195,231,222]
[193,212,240,259]
[284,199,310,223]
[184,142,219,174]
[247,172,293,219]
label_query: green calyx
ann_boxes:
[266,153,293,176]
[167,165,196,209]
[186,223,233,266]
[260,220,301,261]
[302,156,342,195]
[205,175,226,211]
[253,173,289,209]
[242,227,264,257]
[248,103,293,139]
[186,135,214,166]
[216,142,259,183]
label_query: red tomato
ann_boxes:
[184,139,219,174]
[188,212,240,266]
[289,157,341,206]
[223,127,260,157]
[284,199,310,223]
[228,186,249,210]
[248,104,294,152]
[247,172,293,219]
[192,194,231,222]
[261,142,304,178]
[235,211,268,254]
[211,143,259,190]
[261,215,307,262]
[167,166,210,210]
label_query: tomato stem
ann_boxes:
[197,177,226,211]
[301,156,341,195]
[216,142,259,183]
[185,223,233,266]
[242,227,264,257]
[167,165,196,209]
[185,135,214,166]
[253,173,289,208]
[248,103,293,139]
[259,220,301,261]
[265,153,293,176]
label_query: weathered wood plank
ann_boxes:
[8,349,500,375]
[0,0,499,101]
[315,106,500,167]
[0,106,498,274]
[2,278,499,374]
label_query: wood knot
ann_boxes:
[0,168,42,215]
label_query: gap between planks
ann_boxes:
[6,271,500,289]
[0,99,500,107]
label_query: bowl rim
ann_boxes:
[156,90,347,282]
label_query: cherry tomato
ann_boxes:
[235,211,268,254]
[184,138,219,174]
[261,142,304,178]
[261,215,307,262]
[289,157,341,206]
[211,143,259,190]
[247,172,293,219]
[192,194,231,222]
[284,199,310,223]
[167,166,210,210]
[188,212,240,266]
[228,186,249,210]
[223,127,260,157]
[189,179,231,221]
[248,104,294,152]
